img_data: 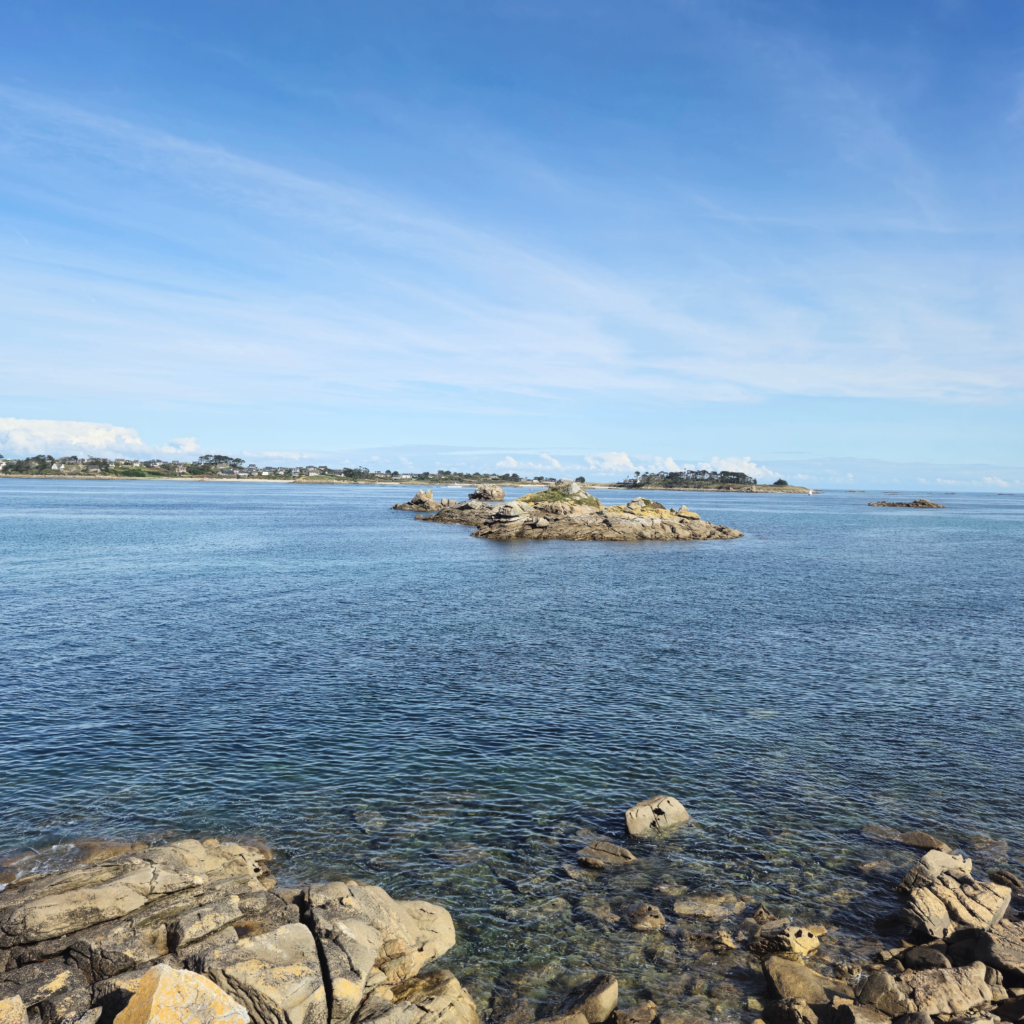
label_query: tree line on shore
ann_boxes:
[0,453,584,485]
[618,469,789,488]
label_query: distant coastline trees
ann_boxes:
[619,469,757,488]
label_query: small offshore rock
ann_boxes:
[576,842,636,870]
[671,897,740,921]
[560,974,619,1024]
[868,499,945,508]
[467,484,504,501]
[624,797,690,837]
[112,964,249,1024]
[623,904,665,932]
[393,490,443,511]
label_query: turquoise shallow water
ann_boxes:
[2,481,1023,1016]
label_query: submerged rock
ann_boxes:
[559,975,618,1024]
[897,833,952,854]
[576,842,636,870]
[622,904,665,932]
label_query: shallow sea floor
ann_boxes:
[2,482,1023,1018]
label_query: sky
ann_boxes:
[1,0,1024,487]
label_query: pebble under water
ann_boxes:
[2,481,1023,1019]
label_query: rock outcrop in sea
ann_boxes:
[867,500,945,509]
[394,483,741,543]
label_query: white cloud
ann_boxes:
[586,452,636,474]
[495,453,562,472]
[2,84,1024,412]
[699,455,776,480]
[0,418,198,459]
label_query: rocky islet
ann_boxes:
[392,482,742,542]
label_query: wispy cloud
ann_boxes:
[2,83,1023,414]
[0,418,198,458]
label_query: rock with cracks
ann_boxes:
[0,840,462,1024]
[624,798,690,837]
[111,964,249,1024]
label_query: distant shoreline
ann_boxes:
[0,474,812,492]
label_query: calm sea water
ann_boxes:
[2,481,1023,1016]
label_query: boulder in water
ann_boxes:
[624,796,690,836]
[467,484,504,501]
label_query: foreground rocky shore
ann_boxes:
[2,798,1022,1024]
[392,482,742,542]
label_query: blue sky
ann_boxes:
[2,0,1024,486]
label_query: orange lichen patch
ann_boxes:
[113,965,249,1024]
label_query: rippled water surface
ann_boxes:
[2,481,1023,1017]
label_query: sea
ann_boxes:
[2,480,1022,1017]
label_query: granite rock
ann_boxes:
[576,843,636,870]
[197,922,328,1024]
[623,905,665,932]
[560,975,618,1024]
[112,965,248,1024]
[978,920,1024,980]
[896,962,993,1016]
[624,798,690,837]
